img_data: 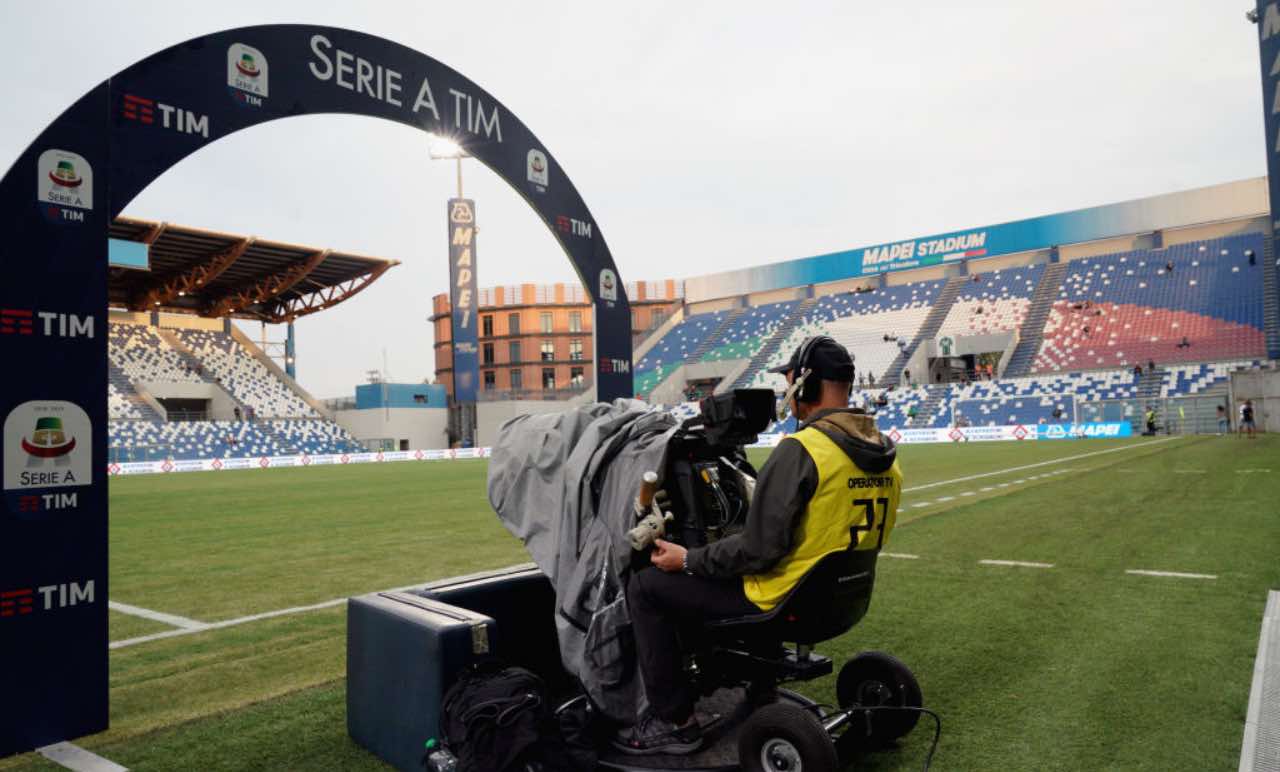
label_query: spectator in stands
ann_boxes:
[1052,406,1064,422]
[907,404,918,422]
[1217,404,1229,436]
[1147,360,1155,374]
[1176,336,1191,350]
[233,406,242,421]
[903,369,911,387]
[1133,364,1143,378]
[1247,249,1257,266]
[247,406,256,421]
[867,371,876,386]
[875,391,889,408]
[1164,260,1174,273]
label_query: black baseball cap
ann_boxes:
[768,336,855,381]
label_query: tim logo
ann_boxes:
[0,309,94,339]
[121,93,210,137]
[36,149,93,224]
[556,216,592,238]
[227,43,269,107]
[4,401,92,508]
[527,149,548,191]
[599,269,617,302]
[0,580,95,620]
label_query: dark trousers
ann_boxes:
[627,567,759,722]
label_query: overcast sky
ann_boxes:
[0,1,1266,398]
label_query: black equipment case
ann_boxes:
[347,589,498,772]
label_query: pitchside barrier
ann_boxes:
[103,422,1136,477]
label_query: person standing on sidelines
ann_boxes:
[1240,399,1257,440]
[1216,404,1229,436]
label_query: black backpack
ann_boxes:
[439,662,549,772]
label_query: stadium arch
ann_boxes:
[0,24,632,756]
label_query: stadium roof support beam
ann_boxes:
[131,235,253,311]
[203,249,331,318]
[140,220,168,245]
[265,263,393,322]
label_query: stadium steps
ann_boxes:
[108,361,163,421]
[912,384,948,427]
[685,307,746,365]
[1002,262,1068,377]
[1136,367,1164,401]
[878,276,966,387]
[730,298,818,390]
[155,328,252,412]
[1265,236,1279,360]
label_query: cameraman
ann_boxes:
[616,337,901,755]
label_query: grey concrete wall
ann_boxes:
[334,407,449,450]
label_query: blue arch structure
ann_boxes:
[0,24,632,756]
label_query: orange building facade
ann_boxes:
[431,280,682,399]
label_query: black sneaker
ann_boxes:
[611,713,704,756]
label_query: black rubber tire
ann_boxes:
[738,702,838,772]
[835,650,923,746]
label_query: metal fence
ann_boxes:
[1079,394,1233,435]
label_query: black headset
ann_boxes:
[778,335,847,421]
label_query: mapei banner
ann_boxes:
[685,178,1266,302]
[1035,422,1132,440]
[448,198,481,403]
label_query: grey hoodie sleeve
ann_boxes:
[685,438,818,578]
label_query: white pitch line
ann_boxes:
[980,559,1055,569]
[37,742,127,772]
[1125,569,1217,580]
[109,601,208,631]
[911,502,931,508]
[902,436,1180,494]
[882,552,920,560]
[110,563,540,650]
[936,496,956,502]
[979,486,995,492]
[959,491,975,497]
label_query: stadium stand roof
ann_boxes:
[108,216,399,322]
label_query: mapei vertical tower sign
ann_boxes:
[448,199,481,402]
[0,24,632,758]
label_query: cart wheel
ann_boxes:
[835,651,923,747]
[738,703,837,772]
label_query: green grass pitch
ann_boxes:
[2,435,1278,771]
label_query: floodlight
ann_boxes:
[428,135,467,159]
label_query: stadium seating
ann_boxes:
[633,310,729,396]
[169,329,317,417]
[1033,234,1266,372]
[109,322,205,384]
[109,420,289,461]
[698,301,799,362]
[936,264,1046,338]
[108,418,363,461]
[267,419,364,455]
[751,279,949,392]
[107,320,367,461]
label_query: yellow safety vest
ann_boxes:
[743,426,902,610]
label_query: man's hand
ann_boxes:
[651,538,688,573]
